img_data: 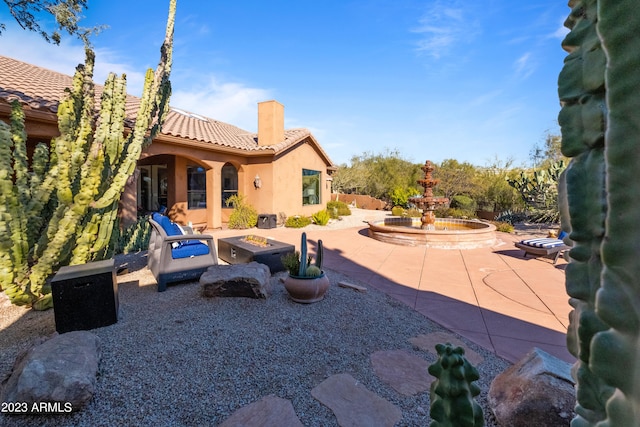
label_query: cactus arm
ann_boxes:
[298,232,308,277]
[7,102,30,280]
[95,72,127,166]
[0,121,17,289]
[315,239,323,270]
[589,0,640,424]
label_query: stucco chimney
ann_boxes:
[257,100,285,146]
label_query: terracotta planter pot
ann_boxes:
[283,273,330,303]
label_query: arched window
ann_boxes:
[221,163,238,207]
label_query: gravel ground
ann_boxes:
[0,209,517,426]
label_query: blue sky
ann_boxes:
[0,1,569,167]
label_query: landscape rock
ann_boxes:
[488,347,575,426]
[409,332,483,366]
[311,373,402,427]
[219,394,303,427]
[370,349,432,396]
[200,262,271,299]
[1,331,101,412]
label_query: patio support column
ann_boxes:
[206,162,221,229]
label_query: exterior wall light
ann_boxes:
[254,174,262,189]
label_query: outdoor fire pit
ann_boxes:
[217,236,294,273]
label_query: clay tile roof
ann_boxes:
[0,55,331,161]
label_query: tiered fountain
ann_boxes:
[367,159,497,249]
[410,160,449,230]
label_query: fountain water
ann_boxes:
[410,160,449,230]
[367,159,497,249]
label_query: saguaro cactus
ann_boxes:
[0,0,176,310]
[559,0,640,425]
[428,343,483,427]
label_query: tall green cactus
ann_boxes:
[298,231,308,277]
[428,343,483,427]
[559,0,640,425]
[0,0,176,310]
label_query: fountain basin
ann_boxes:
[368,217,497,249]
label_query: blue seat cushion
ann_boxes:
[519,237,565,249]
[152,213,183,236]
[171,242,210,259]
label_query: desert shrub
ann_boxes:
[226,194,258,229]
[493,221,514,233]
[312,210,331,226]
[285,215,312,228]
[389,186,413,208]
[406,207,422,218]
[327,200,351,217]
[436,207,476,219]
[495,210,528,224]
[391,206,405,216]
[450,195,477,212]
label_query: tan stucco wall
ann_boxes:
[270,141,329,217]
[138,136,332,229]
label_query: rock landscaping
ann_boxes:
[0,260,513,426]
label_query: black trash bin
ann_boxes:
[51,259,119,333]
[257,214,277,229]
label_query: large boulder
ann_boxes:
[1,331,101,412]
[488,347,575,426]
[200,262,271,299]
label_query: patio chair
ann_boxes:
[514,230,571,264]
[148,213,218,291]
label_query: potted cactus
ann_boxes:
[280,232,330,303]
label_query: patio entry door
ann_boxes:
[137,164,167,213]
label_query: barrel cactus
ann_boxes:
[0,0,176,310]
[559,0,640,425]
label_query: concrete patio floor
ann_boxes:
[208,214,574,364]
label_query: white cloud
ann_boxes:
[514,52,535,80]
[411,1,478,59]
[170,76,272,131]
[0,22,148,96]
[552,18,570,39]
[0,23,85,72]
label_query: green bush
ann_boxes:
[285,215,312,228]
[435,207,476,219]
[450,195,477,212]
[327,200,351,217]
[389,187,413,208]
[492,221,514,233]
[226,194,258,229]
[406,207,422,218]
[312,209,331,226]
[391,206,405,216]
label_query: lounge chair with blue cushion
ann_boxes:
[514,230,571,264]
[148,213,218,291]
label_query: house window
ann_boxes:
[222,163,238,207]
[302,169,321,205]
[187,165,206,209]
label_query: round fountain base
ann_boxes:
[368,217,497,249]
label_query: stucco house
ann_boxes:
[0,55,336,229]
